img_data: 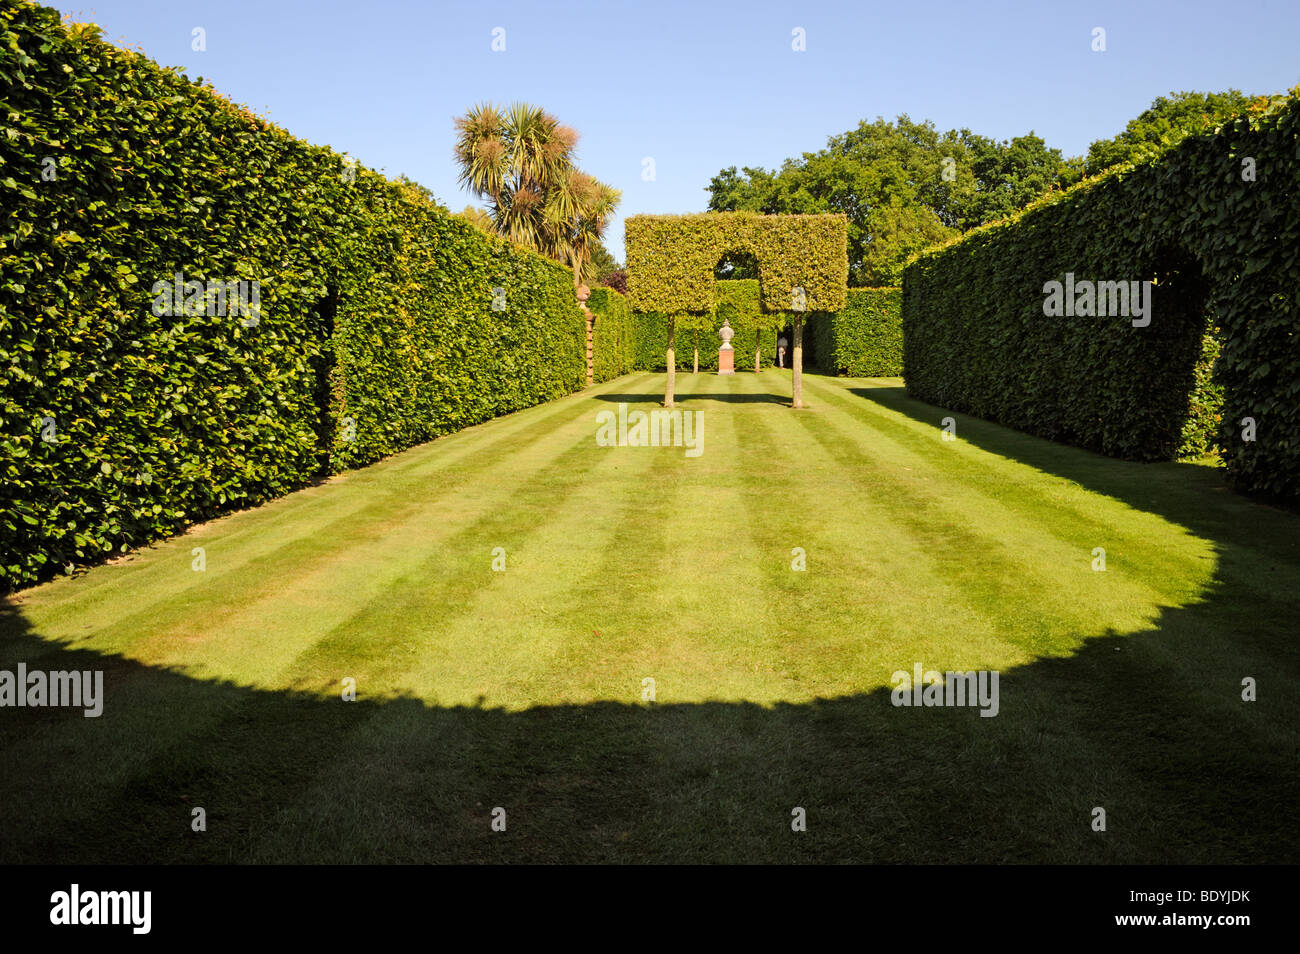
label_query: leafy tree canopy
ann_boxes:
[1083,90,1256,176]
[706,91,1259,285]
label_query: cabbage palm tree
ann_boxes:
[455,102,619,285]
[546,170,621,286]
[453,103,509,207]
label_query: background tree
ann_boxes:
[1083,90,1255,176]
[589,240,627,293]
[960,131,1080,226]
[707,116,1078,284]
[588,240,620,282]
[714,250,758,281]
[598,269,628,295]
[456,205,494,232]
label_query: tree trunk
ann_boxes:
[665,315,676,408]
[792,317,805,409]
[754,344,760,373]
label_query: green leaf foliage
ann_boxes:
[810,288,902,376]
[587,287,636,383]
[705,117,1085,285]
[0,4,583,589]
[620,280,778,372]
[1178,326,1225,461]
[624,212,849,315]
[903,90,1300,499]
[1083,90,1257,177]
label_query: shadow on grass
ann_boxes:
[1,381,1296,864]
[593,391,790,406]
[842,382,1300,663]
[1,577,1296,864]
[845,384,1297,537]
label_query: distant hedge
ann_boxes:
[625,212,849,315]
[1178,325,1224,461]
[628,281,778,372]
[903,90,1300,499]
[0,4,583,589]
[587,287,636,382]
[715,279,782,372]
[812,288,902,376]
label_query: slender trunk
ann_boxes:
[573,245,588,289]
[792,317,805,409]
[665,315,676,408]
[754,344,760,373]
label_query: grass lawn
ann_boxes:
[2,370,1296,863]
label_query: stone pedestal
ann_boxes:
[582,305,593,386]
[578,284,593,387]
[718,318,735,375]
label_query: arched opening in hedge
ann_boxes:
[903,91,1300,499]
[624,212,849,407]
[715,250,760,282]
[1143,245,1218,460]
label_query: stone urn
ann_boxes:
[718,318,734,351]
[576,283,591,302]
[717,319,735,374]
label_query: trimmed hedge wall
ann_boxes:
[626,281,778,372]
[588,286,636,382]
[625,212,849,315]
[333,180,584,469]
[903,90,1300,498]
[811,288,902,376]
[0,4,583,589]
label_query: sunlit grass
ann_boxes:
[2,371,1296,863]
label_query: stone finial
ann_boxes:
[718,318,734,351]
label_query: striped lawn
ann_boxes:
[2,370,1296,863]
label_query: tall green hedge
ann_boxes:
[811,288,902,376]
[0,4,583,589]
[625,212,849,315]
[903,90,1300,499]
[588,286,636,382]
[333,181,583,468]
[630,312,667,371]
[631,326,779,373]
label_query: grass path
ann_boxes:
[2,371,1296,863]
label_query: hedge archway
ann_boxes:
[624,212,849,407]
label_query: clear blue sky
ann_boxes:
[57,0,1300,259]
